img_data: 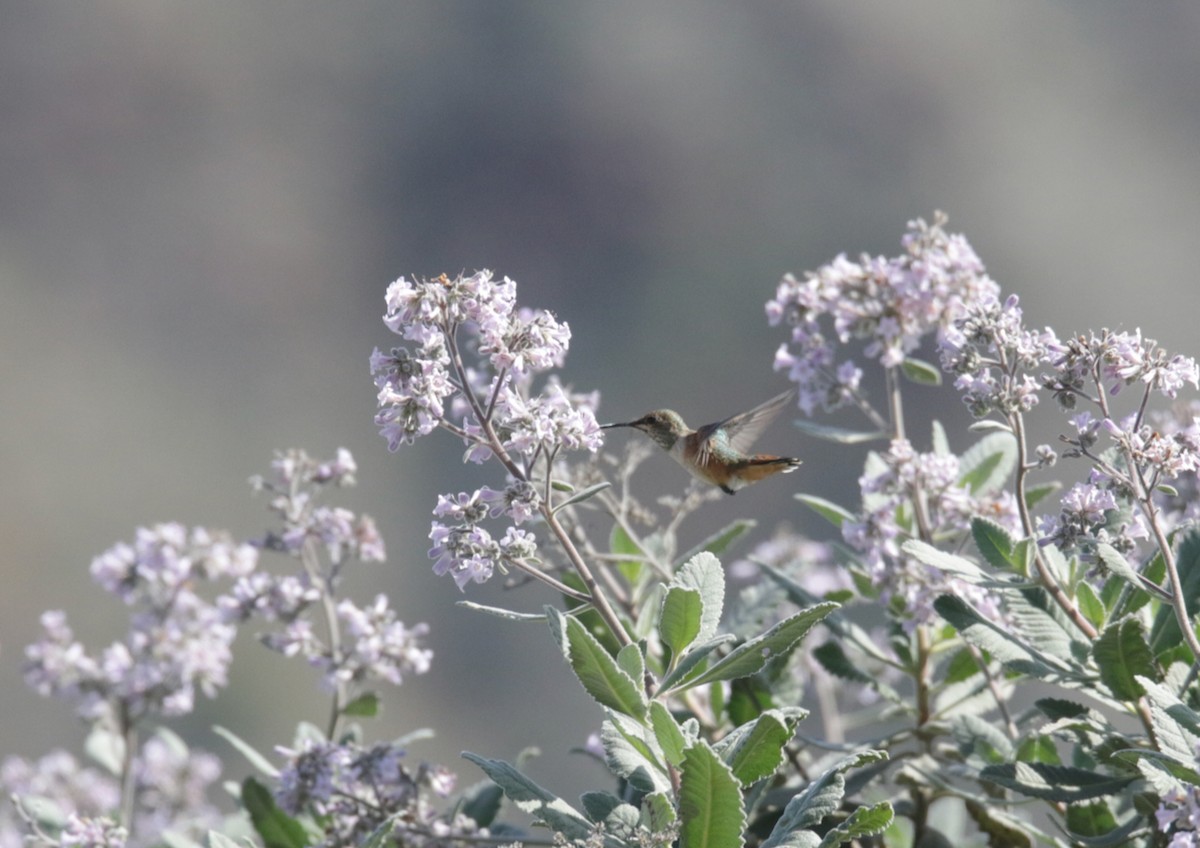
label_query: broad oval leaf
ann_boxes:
[546,607,647,719]
[672,552,725,643]
[660,586,704,659]
[678,741,745,848]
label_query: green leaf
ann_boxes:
[611,524,646,585]
[204,832,247,848]
[659,635,737,692]
[1015,735,1060,765]
[1112,748,1200,792]
[903,540,990,584]
[972,517,1018,572]
[1093,617,1158,699]
[933,595,1069,679]
[940,647,981,684]
[553,481,612,513]
[966,419,1013,435]
[1075,581,1106,629]
[648,701,687,767]
[794,494,856,529]
[462,753,594,840]
[958,431,1017,496]
[240,777,308,848]
[161,830,203,848]
[341,691,379,718]
[677,519,756,564]
[359,817,398,848]
[719,710,792,786]
[602,713,671,794]
[214,726,281,778]
[963,801,1035,848]
[1094,543,1153,601]
[641,792,677,831]
[1023,481,1061,510]
[1138,677,1200,760]
[817,802,893,848]
[617,642,646,684]
[1150,528,1200,655]
[932,419,951,455]
[979,763,1135,802]
[686,603,838,688]
[454,601,547,621]
[546,607,647,719]
[581,791,623,824]
[458,778,504,827]
[727,675,775,725]
[678,741,745,848]
[84,725,125,777]
[789,419,885,444]
[811,642,872,685]
[660,586,704,660]
[762,751,887,847]
[1034,697,1092,721]
[1066,811,1143,848]
[901,356,942,386]
[952,714,1013,764]
[672,552,726,643]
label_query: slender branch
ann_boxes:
[443,329,632,647]
[1009,410,1098,639]
[117,705,138,830]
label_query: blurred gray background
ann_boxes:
[4,1,1200,809]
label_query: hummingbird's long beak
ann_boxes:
[599,421,633,430]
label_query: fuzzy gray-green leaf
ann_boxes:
[678,741,745,848]
[461,753,594,840]
[686,603,837,688]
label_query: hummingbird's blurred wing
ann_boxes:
[695,389,795,458]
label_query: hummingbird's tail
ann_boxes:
[719,455,802,494]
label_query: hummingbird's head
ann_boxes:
[602,409,687,451]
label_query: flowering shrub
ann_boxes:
[7,217,1200,847]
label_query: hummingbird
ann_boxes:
[601,390,802,494]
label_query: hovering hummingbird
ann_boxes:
[601,390,802,494]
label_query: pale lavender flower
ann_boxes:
[1047,329,1199,407]
[1158,772,1200,847]
[769,213,1000,416]
[274,740,481,848]
[0,752,121,848]
[58,815,127,848]
[275,741,348,815]
[127,734,222,847]
[939,293,1062,418]
[845,438,1018,625]
[25,526,247,723]
[327,595,433,688]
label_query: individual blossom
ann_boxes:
[768,213,1000,416]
